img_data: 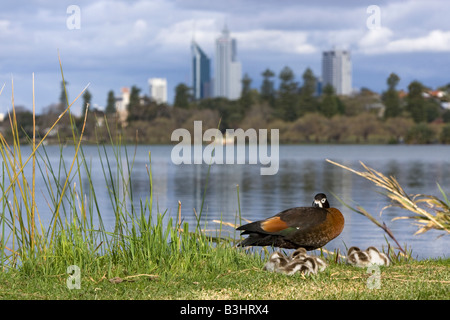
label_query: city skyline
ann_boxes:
[191,40,211,100]
[214,25,242,100]
[0,1,449,115]
[322,49,352,96]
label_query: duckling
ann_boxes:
[263,251,289,272]
[279,257,318,276]
[312,255,327,272]
[289,248,327,273]
[347,246,372,268]
[290,247,308,260]
[366,246,390,266]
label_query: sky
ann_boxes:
[1,0,450,116]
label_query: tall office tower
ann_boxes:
[214,25,242,100]
[191,40,211,100]
[322,49,352,95]
[148,78,168,104]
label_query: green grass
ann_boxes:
[1,254,448,300]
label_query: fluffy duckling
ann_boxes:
[312,255,327,272]
[366,246,390,266]
[347,246,372,268]
[279,256,318,276]
[290,247,308,260]
[263,251,289,272]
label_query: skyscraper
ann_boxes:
[191,40,211,100]
[148,78,168,104]
[322,49,352,95]
[214,25,242,100]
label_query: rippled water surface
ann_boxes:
[13,144,450,259]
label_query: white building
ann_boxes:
[214,25,242,100]
[148,78,168,104]
[322,49,352,95]
[115,87,130,124]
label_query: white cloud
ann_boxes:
[234,29,317,54]
[358,28,450,54]
[386,29,450,52]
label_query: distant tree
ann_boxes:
[424,99,441,123]
[440,124,450,144]
[383,73,402,119]
[59,80,69,112]
[406,81,426,123]
[81,89,92,116]
[276,66,299,121]
[127,85,142,122]
[298,68,318,116]
[443,109,450,123]
[105,90,116,114]
[405,123,436,144]
[174,83,192,109]
[319,84,338,118]
[240,73,254,109]
[260,68,276,106]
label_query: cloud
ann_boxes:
[234,29,317,54]
[358,28,450,54]
[386,29,450,52]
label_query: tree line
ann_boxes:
[2,66,450,144]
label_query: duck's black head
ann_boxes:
[312,193,330,209]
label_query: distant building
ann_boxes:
[115,87,130,124]
[191,40,211,100]
[322,49,352,95]
[148,78,168,104]
[214,25,242,100]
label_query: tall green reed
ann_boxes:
[0,58,261,278]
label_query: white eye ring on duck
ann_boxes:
[321,198,327,203]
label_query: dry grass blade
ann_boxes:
[326,159,450,236]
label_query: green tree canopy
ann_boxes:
[276,66,299,121]
[105,90,116,114]
[174,83,192,109]
[319,84,339,118]
[260,68,275,106]
[81,89,92,116]
[383,73,402,119]
[127,85,142,122]
[298,68,318,116]
[406,80,426,123]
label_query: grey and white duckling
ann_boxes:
[366,246,390,266]
[290,247,308,260]
[263,251,289,272]
[347,246,372,268]
[279,256,318,276]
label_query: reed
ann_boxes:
[326,159,449,260]
[0,58,262,280]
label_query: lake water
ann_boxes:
[6,144,450,259]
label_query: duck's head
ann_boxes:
[313,193,330,209]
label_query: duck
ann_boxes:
[366,246,390,266]
[236,193,345,251]
[347,246,372,268]
[263,251,289,272]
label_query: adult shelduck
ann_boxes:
[236,193,344,250]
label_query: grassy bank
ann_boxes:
[1,253,448,300]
